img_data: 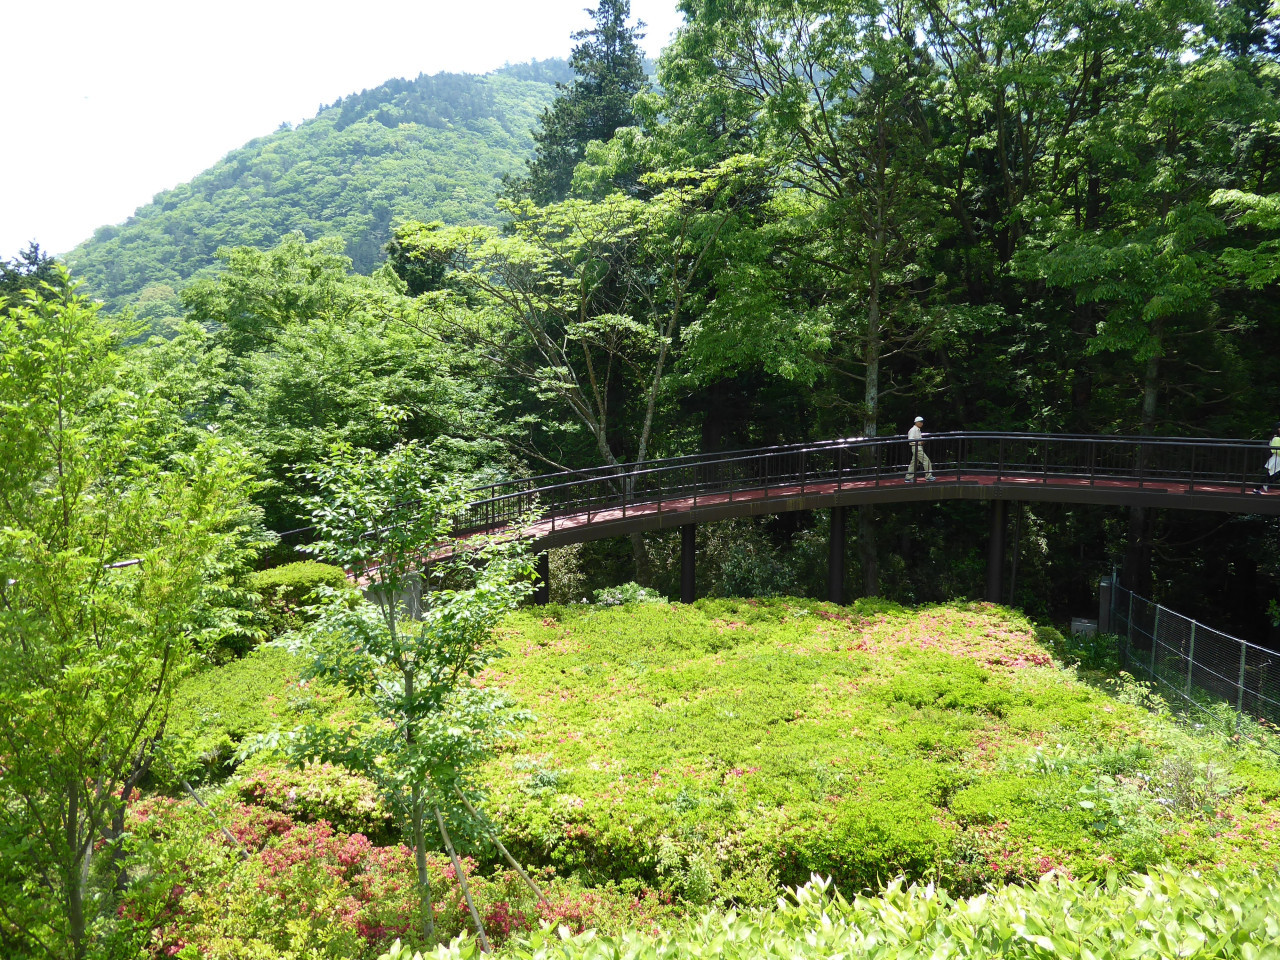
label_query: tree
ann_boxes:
[397,161,752,479]
[0,277,262,959]
[0,243,65,309]
[659,0,950,592]
[280,442,537,949]
[515,0,648,204]
[170,233,498,533]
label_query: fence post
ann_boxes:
[1127,589,1134,638]
[1237,640,1248,713]
[1185,622,1196,695]
[1150,605,1161,677]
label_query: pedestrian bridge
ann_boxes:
[452,432,1280,603]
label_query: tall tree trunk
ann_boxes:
[67,781,86,960]
[1123,348,1161,592]
[857,159,886,598]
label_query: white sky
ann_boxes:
[0,0,684,262]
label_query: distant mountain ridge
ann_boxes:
[67,61,573,314]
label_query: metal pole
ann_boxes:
[1151,605,1161,678]
[1185,622,1196,695]
[681,523,696,604]
[985,500,1007,603]
[1237,640,1248,713]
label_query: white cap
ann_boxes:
[914,416,924,423]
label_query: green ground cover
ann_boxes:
[478,599,1280,903]
[130,598,1280,958]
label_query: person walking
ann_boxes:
[906,415,935,483]
[1254,422,1280,493]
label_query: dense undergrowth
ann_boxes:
[124,597,1280,958]
[388,868,1280,960]
[481,599,1280,903]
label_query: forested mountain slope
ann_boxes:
[65,61,571,313]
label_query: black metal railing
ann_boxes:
[1112,584,1280,725]
[452,432,1274,539]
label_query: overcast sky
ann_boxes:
[0,0,685,262]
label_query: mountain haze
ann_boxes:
[67,61,572,313]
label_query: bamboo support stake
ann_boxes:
[454,784,550,907]
[180,778,249,861]
[435,805,491,954]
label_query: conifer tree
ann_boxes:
[516,0,647,204]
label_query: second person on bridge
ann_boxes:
[906,415,936,483]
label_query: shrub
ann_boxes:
[247,560,353,637]
[391,868,1280,960]
[166,646,349,781]
[592,582,666,606]
[1039,624,1122,673]
[236,762,395,841]
[118,794,677,960]
[783,798,956,893]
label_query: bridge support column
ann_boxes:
[533,551,550,605]
[681,524,696,603]
[1098,575,1114,634]
[985,500,1007,603]
[828,505,846,605]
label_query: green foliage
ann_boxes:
[390,869,1280,960]
[0,277,263,958]
[1037,625,1124,673]
[476,600,1280,902]
[65,69,563,314]
[278,441,538,946]
[246,560,352,637]
[0,243,67,307]
[116,789,676,959]
[236,762,395,840]
[166,645,339,781]
[515,0,648,204]
[145,233,499,533]
[591,582,666,606]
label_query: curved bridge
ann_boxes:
[454,432,1279,603]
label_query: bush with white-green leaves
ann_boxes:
[380,868,1280,960]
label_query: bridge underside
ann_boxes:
[527,473,1280,552]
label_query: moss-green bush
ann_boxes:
[236,761,395,841]
[167,645,348,780]
[247,560,352,637]
[476,599,1280,900]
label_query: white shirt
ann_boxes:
[908,425,923,443]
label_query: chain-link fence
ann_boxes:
[1111,583,1280,724]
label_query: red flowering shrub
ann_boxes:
[237,761,394,840]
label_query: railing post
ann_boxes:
[1185,622,1196,695]
[800,450,806,494]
